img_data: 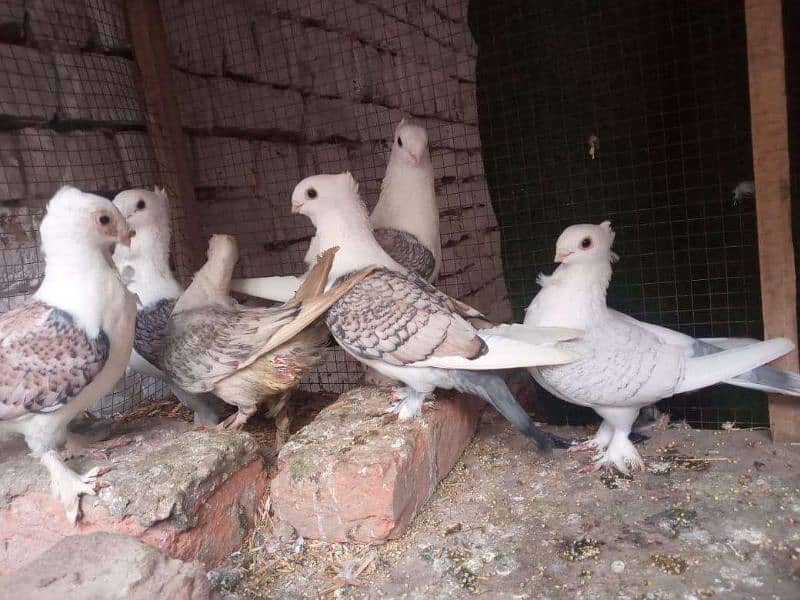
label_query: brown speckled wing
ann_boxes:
[134,298,176,366]
[325,268,486,366]
[373,228,435,281]
[0,300,110,419]
[160,304,299,393]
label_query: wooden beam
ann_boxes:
[124,0,204,284]
[745,0,800,441]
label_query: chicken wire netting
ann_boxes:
[0,0,791,430]
[0,0,170,416]
[470,0,770,428]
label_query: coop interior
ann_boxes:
[1,0,799,598]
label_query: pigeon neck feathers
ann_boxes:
[312,197,406,280]
[36,240,122,337]
[114,224,181,306]
[373,154,439,257]
[526,260,612,329]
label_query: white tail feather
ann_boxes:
[675,338,795,394]
[481,323,583,345]
[230,276,302,303]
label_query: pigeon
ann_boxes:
[290,172,582,451]
[112,187,226,425]
[230,119,440,301]
[525,221,796,473]
[159,235,374,447]
[0,186,137,523]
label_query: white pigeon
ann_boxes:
[112,187,226,425]
[230,119,440,301]
[525,221,796,474]
[289,172,582,451]
[0,186,137,523]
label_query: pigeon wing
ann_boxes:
[0,300,110,419]
[134,297,176,366]
[373,228,436,281]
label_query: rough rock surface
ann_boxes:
[0,532,216,600]
[271,386,481,544]
[214,415,800,599]
[0,417,269,574]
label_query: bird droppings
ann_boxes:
[561,537,602,561]
[203,407,800,599]
[600,470,632,489]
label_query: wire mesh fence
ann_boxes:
[0,0,789,429]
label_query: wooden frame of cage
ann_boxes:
[123,0,800,440]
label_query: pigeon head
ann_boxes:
[206,233,238,268]
[291,172,367,224]
[553,221,618,265]
[41,186,134,252]
[391,118,429,167]
[113,186,169,238]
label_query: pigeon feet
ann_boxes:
[589,434,645,475]
[389,388,427,421]
[217,411,249,431]
[64,434,133,461]
[569,421,614,454]
[41,450,110,524]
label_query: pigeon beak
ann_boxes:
[118,227,135,247]
[554,249,572,263]
[409,153,420,166]
[291,203,302,215]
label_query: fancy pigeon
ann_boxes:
[112,187,226,425]
[525,221,796,473]
[159,235,373,446]
[0,186,137,523]
[290,172,581,451]
[230,119,440,301]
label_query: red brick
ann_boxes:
[0,420,268,573]
[114,133,157,188]
[271,386,480,543]
[86,0,130,51]
[0,134,24,201]
[192,136,254,188]
[254,140,300,200]
[26,0,91,50]
[300,143,350,177]
[173,70,214,131]
[161,0,223,75]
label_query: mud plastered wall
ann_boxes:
[0,0,163,414]
[162,0,512,392]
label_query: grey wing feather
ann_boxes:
[0,300,110,419]
[134,298,176,366]
[325,268,486,366]
[160,304,298,393]
[373,228,435,281]
[534,318,684,407]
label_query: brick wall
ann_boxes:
[0,0,161,413]
[161,0,512,392]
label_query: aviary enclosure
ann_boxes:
[0,0,798,597]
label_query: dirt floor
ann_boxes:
[204,406,800,600]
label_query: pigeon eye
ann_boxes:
[306,187,317,199]
[580,237,592,249]
[99,215,111,225]
[136,199,146,210]
[397,136,403,148]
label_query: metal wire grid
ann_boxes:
[0,0,168,416]
[160,0,502,394]
[470,0,767,428]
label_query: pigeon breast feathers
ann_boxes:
[0,300,110,419]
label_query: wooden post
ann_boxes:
[745,0,800,441]
[124,0,204,284]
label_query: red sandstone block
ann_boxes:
[0,44,58,122]
[192,136,254,188]
[271,386,481,543]
[55,53,143,125]
[0,419,268,574]
[209,78,303,134]
[254,140,300,201]
[254,15,294,87]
